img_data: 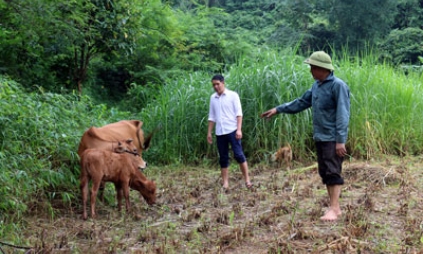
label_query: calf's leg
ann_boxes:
[114,183,123,211]
[90,178,102,219]
[122,183,131,211]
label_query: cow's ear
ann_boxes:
[126,139,133,144]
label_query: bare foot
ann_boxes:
[320,209,342,221]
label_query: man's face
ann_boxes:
[309,65,329,82]
[212,79,225,95]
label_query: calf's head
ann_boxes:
[114,139,138,154]
[131,176,157,205]
[118,141,147,170]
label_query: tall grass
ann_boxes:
[130,47,423,164]
[230,47,314,162]
[130,73,217,165]
[338,50,423,158]
[131,48,317,165]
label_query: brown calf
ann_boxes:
[271,144,293,170]
[80,149,156,220]
[98,139,139,202]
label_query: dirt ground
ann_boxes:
[6,155,423,253]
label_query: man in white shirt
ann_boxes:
[207,74,252,190]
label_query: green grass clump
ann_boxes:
[131,47,423,165]
[0,76,137,235]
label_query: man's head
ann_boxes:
[304,51,334,71]
[211,74,225,95]
[304,51,334,81]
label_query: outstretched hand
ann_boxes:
[260,108,277,119]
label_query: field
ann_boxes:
[4,155,423,253]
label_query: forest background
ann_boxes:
[1,0,423,242]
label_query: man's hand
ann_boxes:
[336,143,347,157]
[235,129,242,140]
[260,108,277,119]
[207,133,213,144]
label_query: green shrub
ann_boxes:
[0,76,135,227]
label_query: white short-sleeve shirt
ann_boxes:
[208,88,243,135]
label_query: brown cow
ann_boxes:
[77,120,156,170]
[80,149,156,220]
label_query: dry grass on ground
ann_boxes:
[6,155,423,253]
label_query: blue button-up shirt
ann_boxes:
[276,73,350,143]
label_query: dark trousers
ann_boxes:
[216,130,246,168]
[315,141,344,185]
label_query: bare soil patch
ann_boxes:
[8,156,423,253]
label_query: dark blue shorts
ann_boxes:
[216,130,246,168]
[315,141,344,185]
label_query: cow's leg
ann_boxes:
[80,176,89,220]
[90,178,101,219]
[114,183,123,211]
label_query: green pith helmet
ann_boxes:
[304,51,334,71]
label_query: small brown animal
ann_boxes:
[80,149,156,220]
[271,144,293,170]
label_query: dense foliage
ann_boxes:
[0,76,138,230]
[1,0,422,100]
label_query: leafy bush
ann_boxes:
[379,27,423,65]
[0,76,135,226]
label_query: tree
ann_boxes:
[379,27,423,65]
[57,0,142,95]
[0,0,145,95]
[328,0,398,51]
[0,0,62,88]
[393,0,423,29]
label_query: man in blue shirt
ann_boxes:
[261,51,350,221]
[208,74,252,191]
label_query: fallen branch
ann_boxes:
[0,241,31,251]
[287,163,318,175]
